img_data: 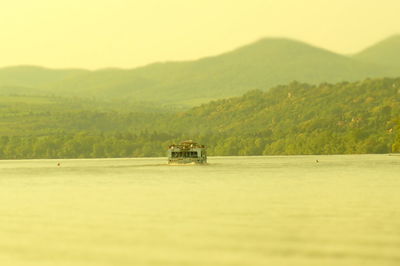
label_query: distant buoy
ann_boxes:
[316,160,319,163]
[57,162,61,166]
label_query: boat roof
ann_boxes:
[168,140,206,149]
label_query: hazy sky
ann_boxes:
[0,0,399,69]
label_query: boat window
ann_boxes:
[171,151,201,158]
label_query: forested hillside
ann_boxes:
[165,78,400,155]
[1,36,400,105]
[0,95,177,136]
[1,77,399,159]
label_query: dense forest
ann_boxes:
[0,77,399,159]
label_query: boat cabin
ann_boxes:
[167,140,207,164]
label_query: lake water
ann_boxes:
[0,155,399,266]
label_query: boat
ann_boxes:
[167,140,207,165]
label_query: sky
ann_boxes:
[0,0,399,69]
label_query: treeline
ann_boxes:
[0,132,172,159]
[0,77,400,159]
[0,129,398,159]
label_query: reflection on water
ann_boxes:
[0,155,400,266]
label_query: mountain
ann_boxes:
[45,38,383,104]
[0,37,399,105]
[353,35,400,72]
[0,66,88,95]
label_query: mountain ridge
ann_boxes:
[1,36,400,105]
[353,34,400,70]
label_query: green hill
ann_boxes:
[161,77,400,155]
[353,35,400,72]
[1,37,397,105]
[0,77,399,158]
